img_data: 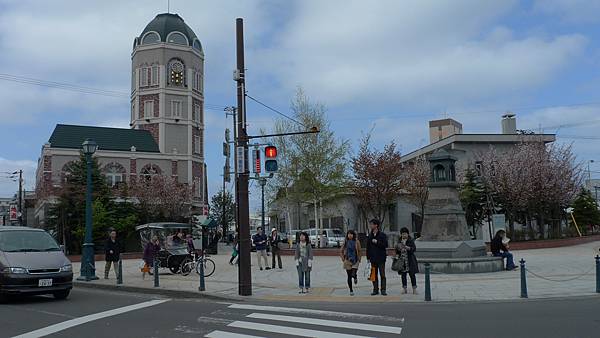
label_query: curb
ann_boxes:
[73,281,244,302]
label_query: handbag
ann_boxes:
[368,265,377,282]
[391,257,401,272]
[343,259,353,270]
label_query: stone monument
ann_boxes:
[416,149,503,273]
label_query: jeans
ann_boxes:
[494,252,516,270]
[256,250,268,269]
[401,271,417,288]
[104,260,119,279]
[271,247,282,269]
[297,265,311,288]
[371,262,386,292]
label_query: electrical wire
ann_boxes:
[245,94,306,128]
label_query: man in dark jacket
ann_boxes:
[366,219,388,295]
[104,230,121,279]
[269,228,283,269]
[252,227,270,270]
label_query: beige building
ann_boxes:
[34,13,207,227]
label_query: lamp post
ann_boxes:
[588,160,595,182]
[77,139,99,281]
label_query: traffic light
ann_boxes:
[264,145,278,173]
[252,148,261,174]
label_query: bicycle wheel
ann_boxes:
[180,258,193,276]
[196,258,216,277]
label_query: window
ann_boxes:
[168,59,185,86]
[193,39,202,51]
[144,100,154,118]
[171,100,182,118]
[193,104,201,122]
[142,32,161,45]
[193,135,201,154]
[140,164,161,181]
[475,161,483,177]
[192,71,202,91]
[139,66,159,87]
[194,177,201,198]
[104,163,125,187]
[167,32,188,45]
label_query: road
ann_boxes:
[1,287,598,338]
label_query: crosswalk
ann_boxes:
[204,304,404,337]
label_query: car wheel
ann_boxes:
[53,289,70,300]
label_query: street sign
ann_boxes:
[224,164,231,183]
[236,146,246,173]
[223,142,230,157]
[9,205,17,221]
[252,148,261,174]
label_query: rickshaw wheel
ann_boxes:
[169,265,180,274]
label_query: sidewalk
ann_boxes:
[73,241,600,303]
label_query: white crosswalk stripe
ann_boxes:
[204,303,404,337]
[247,313,403,335]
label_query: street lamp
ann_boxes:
[588,160,595,182]
[78,139,98,281]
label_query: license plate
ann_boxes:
[38,279,53,287]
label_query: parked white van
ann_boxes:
[308,228,344,248]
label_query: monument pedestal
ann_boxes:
[416,240,503,273]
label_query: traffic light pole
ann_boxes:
[235,18,252,296]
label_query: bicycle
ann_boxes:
[181,250,216,277]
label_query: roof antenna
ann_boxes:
[167,0,170,13]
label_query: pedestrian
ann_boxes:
[104,230,121,280]
[172,231,184,246]
[186,234,196,255]
[229,232,239,265]
[295,232,313,293]
[366,219,388,296]
[491,229,517,270]
[395,227,419,294]
[252,227,270,270]
[340,230,361,296]
[142,235,160,279]
[270,228,283,269]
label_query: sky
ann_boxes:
[1,0,600,207]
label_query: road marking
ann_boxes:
[247,313,403,334]
[12,299,169,338]
[227,304,403,322]
[228,321,375,338]
[205,331,266,338]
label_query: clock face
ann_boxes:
[170,61,184,85]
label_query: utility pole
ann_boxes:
[259,178,266,230]
[235,18,252,296]
[18,169,23,226]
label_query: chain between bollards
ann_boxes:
[424,263,431,301]
[520,258,528,298]
[595,255,599,294]
[153,258,159,288]
[116,258,123,285]
[198,251,205,292]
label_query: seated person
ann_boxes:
[172,232,185,246]
[491,229,517,270]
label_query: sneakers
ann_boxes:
[353,276,358,285]
[381,291,388,296]
[266,267,271,270]
[371,290,379,296]
[412,287,418,295]
[350,291,354,296]
[402,288,408,294]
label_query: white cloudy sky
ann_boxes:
[1,0,600,204]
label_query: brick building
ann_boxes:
[34,13,207,226]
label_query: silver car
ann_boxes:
[0,226,73,301]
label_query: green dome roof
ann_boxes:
[138,13,202,51]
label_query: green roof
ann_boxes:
[139,13,200,49]
[49,124,160,153]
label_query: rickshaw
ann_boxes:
[136,222,197,274]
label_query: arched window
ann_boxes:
[166,32,188,45]
[103,162,126,187]
[140,164,162,181]
[61,161,77,184]
[433,164,446,182]
[142,32,161,45]
[168,59,185,86]
[192,39,202,51]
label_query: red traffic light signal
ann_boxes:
[265,146,277,158]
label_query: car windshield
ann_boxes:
[332,229,343,235]
[0,230,61,252]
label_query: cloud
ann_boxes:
[252,0,587,110]
[0,157,37,197]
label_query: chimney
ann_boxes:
[428,118,463,144]
[501,113,516,134]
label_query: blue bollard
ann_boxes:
[424,263,431,301]
[520,259,528,298]
[116,259,123,285]
[153,259,159,288]
[596,255,600,293]
[198,254,205,292]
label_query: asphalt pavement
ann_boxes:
[2,287,599,338]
